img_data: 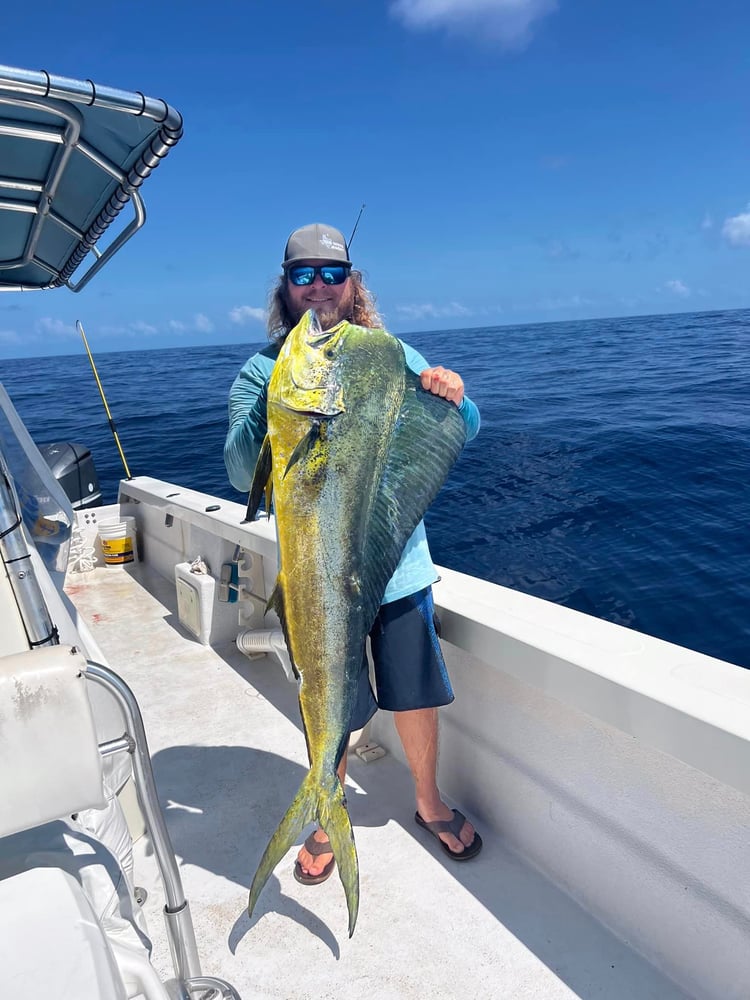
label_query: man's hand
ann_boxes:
[420,366,464,406]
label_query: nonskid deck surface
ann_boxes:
[65,564,691,1000]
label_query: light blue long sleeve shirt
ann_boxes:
[225,337,480,604]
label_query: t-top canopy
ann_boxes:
[0,64,183,292]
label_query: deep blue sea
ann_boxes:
[3,308,748,668]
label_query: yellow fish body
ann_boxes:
[246,310,466,936]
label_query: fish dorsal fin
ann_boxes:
[360,370,467,624]
[244,435,273,522]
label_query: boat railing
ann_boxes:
[0,384,74,645]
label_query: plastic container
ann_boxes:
[97,517,137,566]
[174,562,215,644]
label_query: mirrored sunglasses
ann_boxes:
[287,264,351,286]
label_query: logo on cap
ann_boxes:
[321,233,346,253]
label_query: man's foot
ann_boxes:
[294,828,335,884]
[414,803,482,860]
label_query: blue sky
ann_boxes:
[2,0,750,358]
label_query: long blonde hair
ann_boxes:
[267,270,382,344]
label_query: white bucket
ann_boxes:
[97,516,138,566]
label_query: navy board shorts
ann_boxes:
[349,586,455,732]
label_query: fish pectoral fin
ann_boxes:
[283,420,322,479]
[244,435,273,522]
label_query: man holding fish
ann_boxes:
[225,223,482,933]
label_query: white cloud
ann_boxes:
[395,301,471,320]
[390,0,557,47]
[0,329,20,344]
[194,313,214,333]
[36,317,74,337]
[167,314,215,334]
[665,279,690,297]
[722,207,750,247]
[229,305,266,325]
[130,321,158,336]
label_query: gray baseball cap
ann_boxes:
[282,223,352,268]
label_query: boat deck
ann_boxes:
[65,562,692,1000]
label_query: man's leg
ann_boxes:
[394,707,476,854]
[295,754,346,877]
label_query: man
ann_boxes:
[225,223,482,882]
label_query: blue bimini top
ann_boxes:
[0,63,183,292]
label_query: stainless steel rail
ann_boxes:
[85,660,241,1000]
[0,454,58,647]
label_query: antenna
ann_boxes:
[348,203,366,250]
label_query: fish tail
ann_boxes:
[248,772,315,919]
[247,769,360,937]
[319,773,359,937]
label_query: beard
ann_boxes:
[286,279,356,331]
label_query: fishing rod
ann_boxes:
[76,319,132,480]
[348,203,366,250]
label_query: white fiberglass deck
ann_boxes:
[65,563,691,1000]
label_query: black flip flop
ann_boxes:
[293,833,336,885]
[415,809,483,861]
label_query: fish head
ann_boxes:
[270,310,350,416]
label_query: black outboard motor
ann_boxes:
[38,442,102,509]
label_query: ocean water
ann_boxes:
[3,308,748,668]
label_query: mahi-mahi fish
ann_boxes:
[244,309,467,936]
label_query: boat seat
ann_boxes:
[0,643,240,1000]
[2,867,127,999]
[0,645,105,837]
[0,646,162,997]
[0,816,151,958]
[0,867,170,1000]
